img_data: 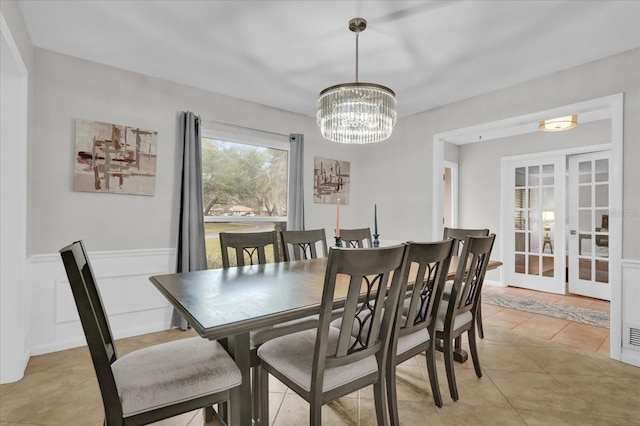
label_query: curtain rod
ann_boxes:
[200,118,290,138]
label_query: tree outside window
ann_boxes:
[201,137,288,268]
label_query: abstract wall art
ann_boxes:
[74,119,158,196]
[313,156,350,204]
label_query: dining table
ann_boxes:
[149,254,502,426]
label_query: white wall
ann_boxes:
[0,0,33,384]
[30,48,363,255]
[356,48,639,263]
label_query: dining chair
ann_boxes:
[219,230,281,267]
[339,227,372,248]
[435,234,495,402]
[281,229,328,261]
[59,240,241,426]
[257,244,409,426]
[442,227,490,339]
[219,230,318,424]
[385,239,455,422]
[443,227,490,254]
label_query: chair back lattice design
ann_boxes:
[399,239,455,337]
[219,231,280,268]
[442,227,489,255]
[316,245,408,374]
[281,229,328,261]
[339,228,372,248]
[59,241,123,422]
[447,234,496,318]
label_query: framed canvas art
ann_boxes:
[74,119,158,196]
[314,156,350,204]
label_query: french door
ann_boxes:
[504,156,565,294]
[568,152,610,300]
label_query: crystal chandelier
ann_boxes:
[317,18,397,144]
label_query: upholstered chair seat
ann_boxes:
[258,328,378,393]
[112,337,241,417]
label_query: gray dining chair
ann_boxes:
[436,234,495,402]
[385,239,455,422]
[257,244,409,425]
[339,227,372,248]
[443,227,490,254]
[59,240,241,425]
[281,229,328,261]
[219,230,319,424]
[219,230,281,267]
[442,227,490,339]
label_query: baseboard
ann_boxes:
[621,349,640,367]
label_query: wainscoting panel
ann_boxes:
[28,248,177,355]
[621,259,640,366]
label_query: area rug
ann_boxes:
[482,292,610,328]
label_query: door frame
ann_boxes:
[443,160,458,228]
[432,93,623,360]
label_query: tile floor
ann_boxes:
[481,285,611,356]
[2,288,638,426]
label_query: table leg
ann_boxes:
[436,339,468,363]
[225,333,252,426]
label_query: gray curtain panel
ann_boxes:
[171,111,208,329]
[287,134,305,231]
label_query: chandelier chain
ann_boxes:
[355,29,359,83]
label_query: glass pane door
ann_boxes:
[506,156,565,294]
[568,152,610,300]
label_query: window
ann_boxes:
[201,128,288,268]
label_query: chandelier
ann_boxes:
[317,18,397,144]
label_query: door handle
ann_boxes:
[570,230,577,235]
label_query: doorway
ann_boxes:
[431,93,623,360]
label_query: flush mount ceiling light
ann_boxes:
[317,18,397,144]
[539,114,578,132]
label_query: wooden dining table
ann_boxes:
[149,254,502,426]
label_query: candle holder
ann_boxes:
[373,233,380,248]
[334,236,342,247]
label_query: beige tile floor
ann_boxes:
[2,288,638,426]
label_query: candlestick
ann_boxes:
[336,198,340,238]
[373,233,380,248]
[374,204,378,235]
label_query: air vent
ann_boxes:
[631,328,640,347]
[624,323,640,352]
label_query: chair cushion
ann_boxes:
[112,337,241,417]
[396,327,431,355]
[434,300,473,332]
[257,327,378,393]
[250,316,319,347]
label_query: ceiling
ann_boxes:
[17,0,640,119]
